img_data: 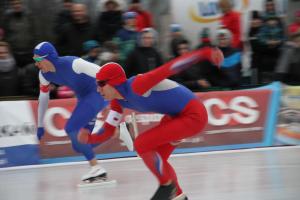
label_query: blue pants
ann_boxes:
[65,92,108,160]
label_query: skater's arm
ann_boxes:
[36,72,50,140]
[72,58,100,78]
[132,46,223,95]
[87,100,123,144]
[37,72,50,128]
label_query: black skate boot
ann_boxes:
[150,182,177,200]
[150,182,189,200]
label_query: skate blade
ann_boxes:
[172,193,188,200]
[77,179,117,188]
[119,122,134,151]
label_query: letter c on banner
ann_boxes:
[44,107,71,137]
[204,98,230,126]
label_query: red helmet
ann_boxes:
[96,62,127,86]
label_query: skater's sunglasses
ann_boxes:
[96,80,108,87]
[33,54,48,62]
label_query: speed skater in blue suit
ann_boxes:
[33,41,133,183]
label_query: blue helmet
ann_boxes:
[33,41,59,63]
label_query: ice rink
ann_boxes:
[1,146,300,200]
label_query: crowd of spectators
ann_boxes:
[0,0,299,99]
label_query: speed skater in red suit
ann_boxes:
[78,46,223,200]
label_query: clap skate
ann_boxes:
[173,193,188,200]
[119,122,134,151]
[151,182,188,200]
[77,165,117,188]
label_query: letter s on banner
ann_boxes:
[44,107,71,137]
[204,96,260,126]
[230,96,259,124]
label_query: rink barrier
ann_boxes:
[0,82,283,167]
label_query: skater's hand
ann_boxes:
[37,127,45,141]
[210,47,224,68]
[78,131,89,144]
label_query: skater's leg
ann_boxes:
[65,94,108,181]
[65,92,107,160]
[156,116,181,192]
[67,127,107,181]
[135,100,207,199]
[141,138,189,200]
[65,105,98,161]
[157,143,182,195]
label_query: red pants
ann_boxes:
[134,99,208,195]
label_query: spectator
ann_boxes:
[82,40,102,65]
[124,27,163,77]
[258,15,285,83]
[275,33,300,85]
[169,24,188,58]
[53,0,73,33]
[196,27,212,49]
[216,28,242,88]
[56,3,97,56]
[171,39,214,91]
[263,0,278,18]
[262,0,285,28]
[248,10,264,84]
[288,10,300,37]
[113,11,138,65]
[0,41,18,97]
[96,0,123,43]
[2,0,37,68]
[175,39,190,57]
[99,41,120,64]
[218,0,242,49]
[128,0,153,31]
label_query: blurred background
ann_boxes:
[0,0,299,99]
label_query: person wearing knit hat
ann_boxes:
[82,40,102,65]
[216,28,232,46]
[197,28,212,48]
[33,41,133,185]
[78,46,223,199]
[123,11,137,20]
[215,28,243,87]
[113,11,138,65]
[169,23,188,58]
[169,23,181,33]
[124,27,162,77]
[83,40,100,52]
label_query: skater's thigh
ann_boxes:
[65,94,107,133]
[134,115,197,153]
